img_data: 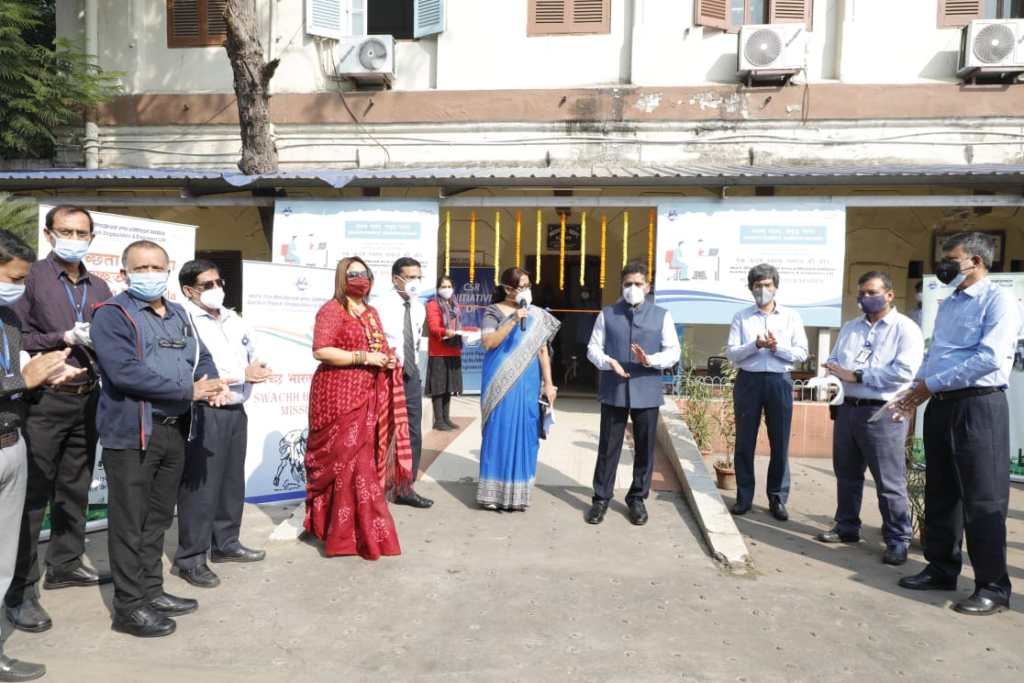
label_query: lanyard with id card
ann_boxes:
[854,342,872,366]
[0,326,12,378]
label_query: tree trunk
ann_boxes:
[223,0,279,175]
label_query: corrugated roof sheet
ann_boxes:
[1,163,1024,190]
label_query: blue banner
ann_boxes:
[448,267,494,394]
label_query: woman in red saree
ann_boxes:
[304,257,413,560]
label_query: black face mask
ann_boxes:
[935,258,964,285]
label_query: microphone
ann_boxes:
[519,300,528,331]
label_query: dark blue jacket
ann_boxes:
[91,291,217,450]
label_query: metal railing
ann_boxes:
[673,374,833,403]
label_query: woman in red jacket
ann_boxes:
[425,275,463,431]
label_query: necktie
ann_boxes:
[403,300,418,380]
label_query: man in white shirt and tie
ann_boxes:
[725,263,808,521]
[374,257,433,509]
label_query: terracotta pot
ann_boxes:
[700,447,714,461]
[714,463,737,491]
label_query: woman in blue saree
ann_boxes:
[478,267,560,510]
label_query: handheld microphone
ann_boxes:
[519,300,528,331]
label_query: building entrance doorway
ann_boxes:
[532,254,602,395]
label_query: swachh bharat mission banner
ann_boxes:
[654,201,846,328]
[241,260,336,503]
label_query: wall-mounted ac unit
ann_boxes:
[957,19,1024,82]
[336,35,395,86]
[737,24,806,86]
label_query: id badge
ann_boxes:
[854,348,872,364]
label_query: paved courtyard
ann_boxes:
[7,401,1024,681]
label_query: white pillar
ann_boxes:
[84,0,100,169]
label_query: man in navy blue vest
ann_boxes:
[585,261,680,525]
[91,240,230,638]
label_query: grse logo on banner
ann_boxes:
[274,428,308,491]
[295,277,309,292]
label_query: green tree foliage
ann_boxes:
[0,0,121,159]
[0,193,38,250]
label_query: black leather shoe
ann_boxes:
[816,528,860,544]
[172,563,221,588]
[111,606,176,638]
[432,421,453,431]
[4,598,52,634]
[953,592,1009,616]
[443,416,459,430]
[585,501,608,525]
[210,546,266,564]
[898,569,957,591]
[769,500,789,522]
[43,564,111,590]
[730,502,751,516]
[149,592,198,617]
[0,654,46,682]
[627,500,648,526]
[883,546,909,566]
[394,491,434,508]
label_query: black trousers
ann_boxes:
[174,405,248,569]
[592,404,658,504]
[403,372,423,482]
[922,391,1011,597]
[6,389,98,606]
[733,370,793,507]
[104,422,185,613]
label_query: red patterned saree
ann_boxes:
[304,299,413,560]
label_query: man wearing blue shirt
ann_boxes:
[91,241,230,637]
[897,232,1021,616]
[726,264,808,521]
[818,271,923,565]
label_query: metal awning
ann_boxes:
[2,162,1024,194]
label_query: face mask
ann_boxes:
[752,287,775,307]
[126,272,168,301]
[623,284,646,306]
[438,287,454,300]
[345,276,371,298]
[53,238,90,264]
[0,282,25,306]
[515,288,532,307]
[402,277,422,298]
[199,287,225,310]
[858,293,888,315]
[935,258,973,287]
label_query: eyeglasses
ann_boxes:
[50,228,92,240]
[191,278,225,291]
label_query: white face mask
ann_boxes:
[753,287,775,307]
[401,277,422,298]
[438,287,454,300]
[515,288,532,306]
[623,283,646,306]
[199,287,225,310]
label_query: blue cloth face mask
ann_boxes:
[126,271,169,301]
[0,282,26,306]
[53,238,91,264]
[858,293,888,315]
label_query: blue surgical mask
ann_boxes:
[126,272,169,301]
[53,238,91,264]
[857,293,888,315]
[0,282,25,306]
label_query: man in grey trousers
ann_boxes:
[818,271,923,565]
[0,228,87,682]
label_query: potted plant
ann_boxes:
[906,440,926,546]
[712,355,738,490]
[677,344,714,459]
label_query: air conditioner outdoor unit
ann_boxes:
[737,24,806,86]
[336,35,395,86]
[957,19,1024,82]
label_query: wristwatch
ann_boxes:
[853,370,864,384]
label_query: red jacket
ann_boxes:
[425,299,462,358]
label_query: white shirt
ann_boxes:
[725,303,809,373]
[587,306,681,371]
[184,300,256,405]
[373,287,425,371]
[827,308,924,401]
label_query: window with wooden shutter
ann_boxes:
[696,0,811,32]
[528,0,611,36]
[414,0,445,38]
[167,0,228,48]
[938,0,983,27]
